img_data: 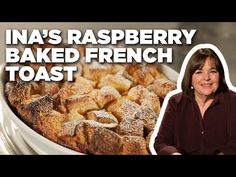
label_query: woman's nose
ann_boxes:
[203,72,210,80]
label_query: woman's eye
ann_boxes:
[210,69,218,73]
[194,71,202,74]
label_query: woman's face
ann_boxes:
[192,58,220,98]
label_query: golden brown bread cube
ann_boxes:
[53,82,94,113]
[39,82,60,96]
[121,136,149,155]
[17,94,53,125]
[125,64,141,75]
[120,70,135,85]
[72,120,115,152]
[95,86,121,108]
[98,74,132,93]
[127,85,149,103]
[140,92,161,115]
[146,64,165,78]
[116,118,144,137]
[52,88,68,113]
[75,75,96,88]
[127,85,161,114]
[33,110,65,142]
[147,78,176,98]
[88,89,99,100]
[66,94,99,114]
[86,109,118,127]
[7,81,35,107]
[66,111,85,121]
[78,120,98,144]
[135,108,158,132]
[110,64,126,74]
[88,127,123,155]
[59,119,83,136]
[83,61,111,81]
[58,121,90,153]
[107,98,142,122]
[58,135,89,154]
[62,82,94,96]
[132,67,155,87]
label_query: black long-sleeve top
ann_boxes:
[154,90,236,155]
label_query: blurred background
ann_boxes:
[0,22,236,84]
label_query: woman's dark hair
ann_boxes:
[181,48,228,96]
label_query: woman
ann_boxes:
[153,47,236,155]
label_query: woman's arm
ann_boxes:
[154,96,180,155]
[217,91,236,155]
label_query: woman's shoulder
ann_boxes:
[228,90,236,100]
[223,90,236,108]
[169,92,184,103]
[228,89,236,96]
[222,89,236,97]
[219,90,236,103]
